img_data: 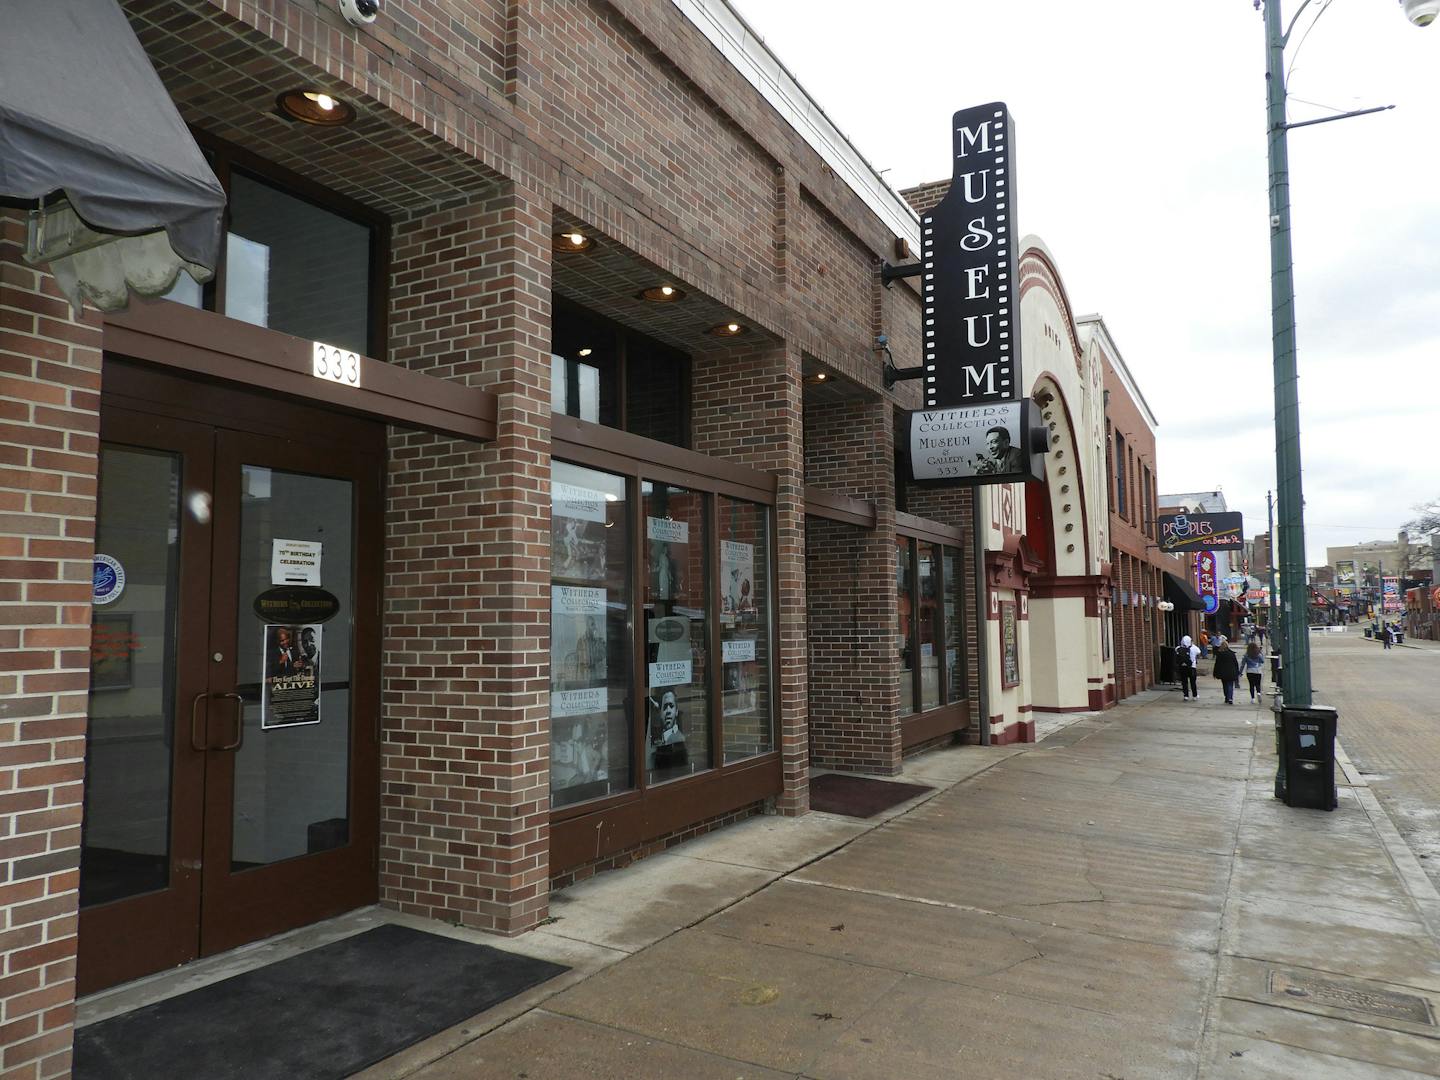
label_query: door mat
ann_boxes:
[810,773,933,818]
[75,924,568,1080]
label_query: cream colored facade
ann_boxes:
[978,239,1114,743]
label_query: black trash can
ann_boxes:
[1276,704,1338,810]
[1364,627,1374,639]
[1269,651,1282,689]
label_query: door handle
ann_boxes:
[216,692,246,752]
[190,692,210,751]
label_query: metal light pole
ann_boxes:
[1258,0,1430,704]
[1262,0,1313,705]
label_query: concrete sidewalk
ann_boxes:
[377,686,1440,1079]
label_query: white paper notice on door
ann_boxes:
[271,539,323,586]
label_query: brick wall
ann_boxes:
[0,213,102,1080]
[381,185,554,935]
[1100,347,1163,700]
[802,399,900,772]
[691,342,807,812]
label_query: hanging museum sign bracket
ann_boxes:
[890,101,1046,488]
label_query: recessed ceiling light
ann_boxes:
[708,321,749,337]
[639,285,686,303]
[816,372,827,381]
[553,230,595,253]
[578,347,593,357]
[276,88,355,126]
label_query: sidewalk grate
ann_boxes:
[1267,969,1435,1026]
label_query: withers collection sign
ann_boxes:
[906,102,1041,487]
[909,400,1043,483]
[920,102,1019,409]
[1156,512,1244,553]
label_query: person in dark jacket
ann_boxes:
[1213,639,1240,705]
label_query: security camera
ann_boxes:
[338,0,378,27]
[1402,0,1438,27]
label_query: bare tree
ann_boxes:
[1405,497,1440,538]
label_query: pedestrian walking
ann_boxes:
[1242,641,1265,701]
[1382,623,1394,650]
[1257,624,1266,646]
[1175,635,1200,701]
[1213,638,1240,705]
[1197,628,1210,658]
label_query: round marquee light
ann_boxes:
[553,230,595,253]
[638,284,686,303]
[276,88,355,126]
[707,321,748,337]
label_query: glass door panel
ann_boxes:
[642,481,710,784]
[82,446,182,905]
[230,466,354,869]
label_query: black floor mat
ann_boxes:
[810,772,933,818]
[75,924,569,1080]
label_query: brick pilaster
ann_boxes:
[691,342,808,813]
[803,399,901,773]
[0,212,102,1080]
[382,185,552,934]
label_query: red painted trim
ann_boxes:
[1030,704,1094,714]
[1089,688,1106,710]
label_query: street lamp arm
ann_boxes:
[1269,0,1321,48]
[1282,103,1394,132]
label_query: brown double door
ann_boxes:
[79,363,383,995]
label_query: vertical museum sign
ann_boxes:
[922,102,1020,409]
[906,102,1041,488]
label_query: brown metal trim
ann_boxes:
[803,486,877,529]
[895,510,967,546]
[901,701,969,749]
[553,414,777,504]
[550,753,781,874]
[103,300,496,442]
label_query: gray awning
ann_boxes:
[1163,571,1207,612]
[0,0,225,310]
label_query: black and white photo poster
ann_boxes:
[261,623,321,729]
[550,586,610,792]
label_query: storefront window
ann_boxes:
[550,463,633,809]
[896,537,915,715]
[551,302,619,426]
[644,481,710,783]
[943,546,966,703]
[719,497,771,762]
[918,542,941,711]
[225,170,373,354]
[551,300,688,447]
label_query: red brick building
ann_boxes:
[1079,316,1194,700]
[0,2,996,1071]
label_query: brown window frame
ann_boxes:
[548,415,781,873]
[186,130,390,360]
[894,513,970,749]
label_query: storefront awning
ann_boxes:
[0,0,225,313]
[1163,571,1207,612]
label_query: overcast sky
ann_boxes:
[730,0,1439,566]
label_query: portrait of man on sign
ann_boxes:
[975,426,1026,475]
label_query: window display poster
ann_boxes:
[647,517,689,600]
[552,586,607,690]
[552,715,610,791]
[553,512,607,582]
[646,686,689,770]
[262,623,321,729]
[721,540,755,618]
[270,538,322,587]
[1000,601,1020,688]
[553,482,608,524]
